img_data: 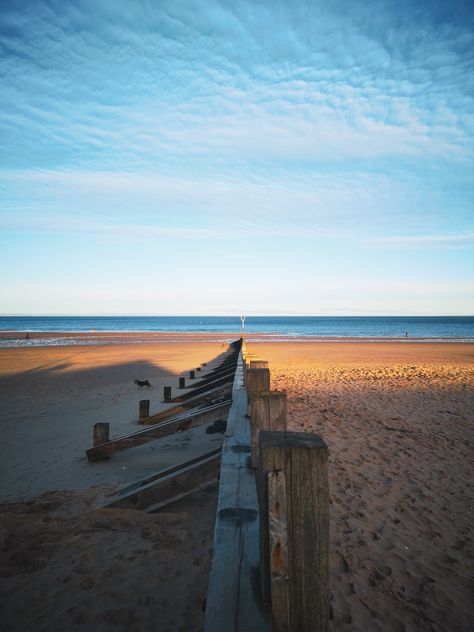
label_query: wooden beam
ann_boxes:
[259,431,329,632]
[139,382,232,425]
[188,363,236,388]
[204,354,271,632]
[112,447,221,497]
[86,399,231,462]
[169,371,235,402]
[103,450,221,511]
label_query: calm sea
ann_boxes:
[0,316,473,346]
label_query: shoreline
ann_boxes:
[1,330,473,348]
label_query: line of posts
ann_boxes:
[93,361,209,444]
[243,350,329,632]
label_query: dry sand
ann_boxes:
[0,338,230,632]
[0,338,473,631]
[253,342,474,632]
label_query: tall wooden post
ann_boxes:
[189,370,195,379]
[246,367,270,417]
[259,431,329,632]
[179,377,185,389]
[139,399,150,420]
[93,422,109,447]
[163,386,172,402]
[251,391,287,469]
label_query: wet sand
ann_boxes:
[0,338,473,631]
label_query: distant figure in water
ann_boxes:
[25,332,30,340]
[405,332,408,337]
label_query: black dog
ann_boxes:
[134,379,152,388]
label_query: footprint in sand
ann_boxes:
[330,551,350,573]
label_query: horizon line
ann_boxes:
[1,314,473,318]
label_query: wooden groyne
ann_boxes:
[86,340,241,510]
[85,336,329,629]
[204,342,329,632]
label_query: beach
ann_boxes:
[255,341,474,631]
[0,336,473,630]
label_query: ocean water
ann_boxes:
[0,315,473,345]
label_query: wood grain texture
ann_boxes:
[259,431,329,632]
[139,399,150,420]
[93,422,109,447]
[204,354,271,632]
[249,360,269,369]
[268,470,290,632]
[251,391,287,468]
[246,368,271,417]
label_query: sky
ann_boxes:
[0,0,473,316]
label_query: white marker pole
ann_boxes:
[240,314,246,339]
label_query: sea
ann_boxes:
[0,316,473,346]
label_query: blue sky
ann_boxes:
[1,0,473,315]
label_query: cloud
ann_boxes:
[0,1,473,315]
[0,163,472,247]
[1,0,473,174]
[366,233,474,249]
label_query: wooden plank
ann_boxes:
[86,399,231,461]
[103,451,220,511]
[113,447,221,496]
[188,364,237,388]
[260,431,329,632]
[169,371,235,402]
[204,354,271,632]
[139,382,232,425]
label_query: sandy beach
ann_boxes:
[254,342,474,631]
[0,337,473,631]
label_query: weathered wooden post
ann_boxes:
[179,377,185,389]
[189,370,195,379]
[243,354,262,386]
[139,399,150,420]
[246,367,270,417]
[250,360,269,369]
[251,391,287,469]
[163,386,172,402]
[93,422,109,447]
[259,431,329,632]
[244,353,260,368]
